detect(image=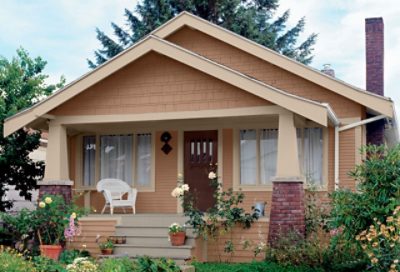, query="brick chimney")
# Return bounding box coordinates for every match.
[366,17,385,145]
